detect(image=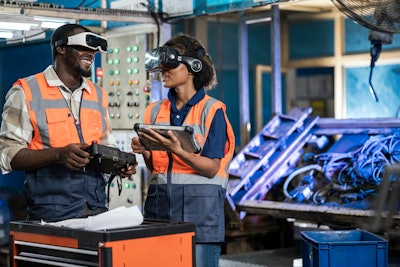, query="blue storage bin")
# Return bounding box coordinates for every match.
[301,230,388,267]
